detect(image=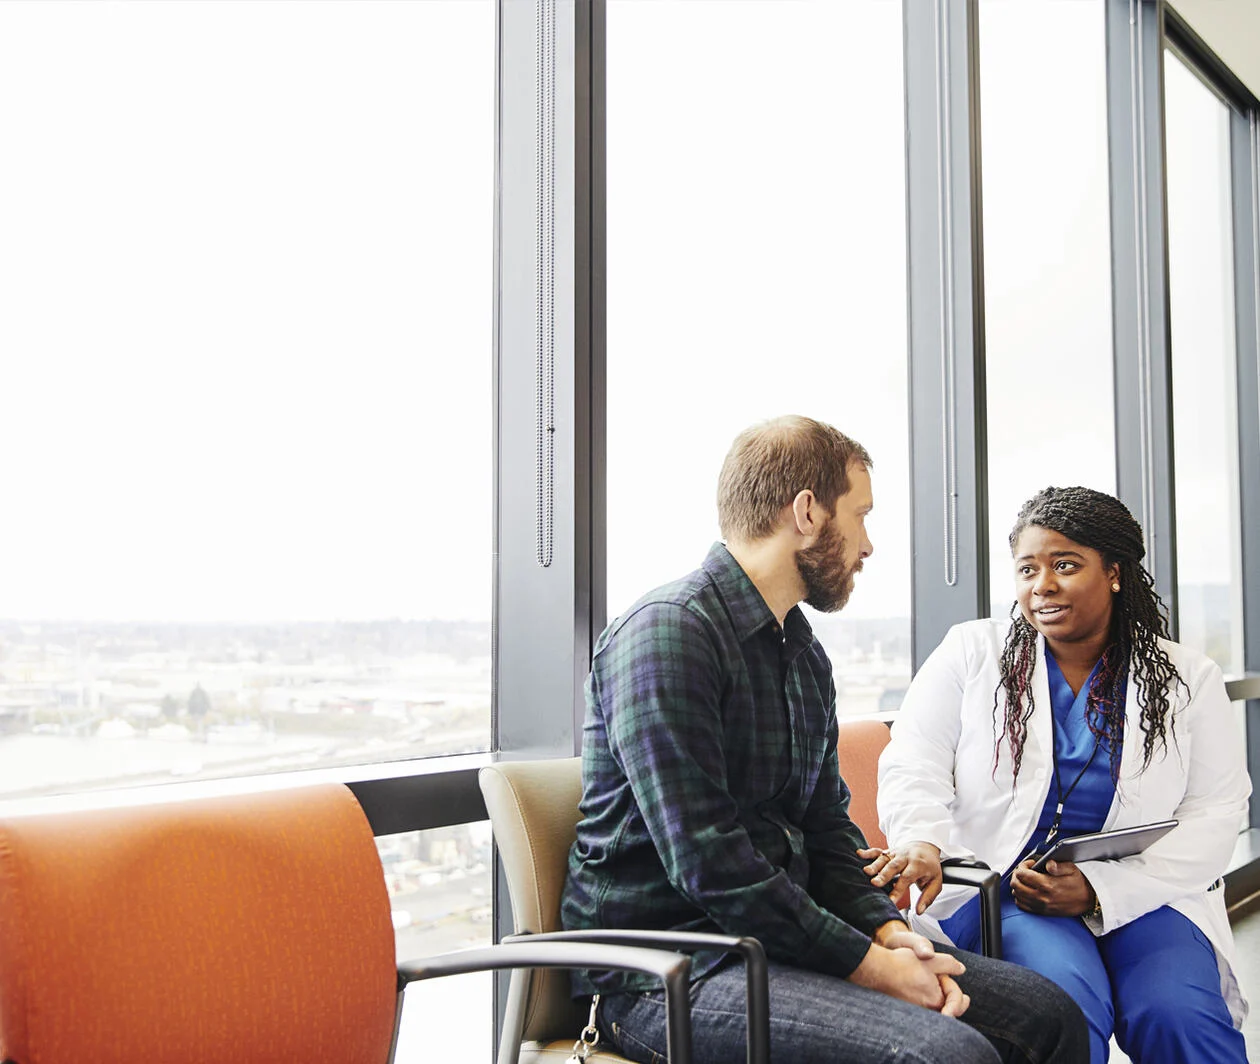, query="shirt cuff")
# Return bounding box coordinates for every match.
[798,913,878,979]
